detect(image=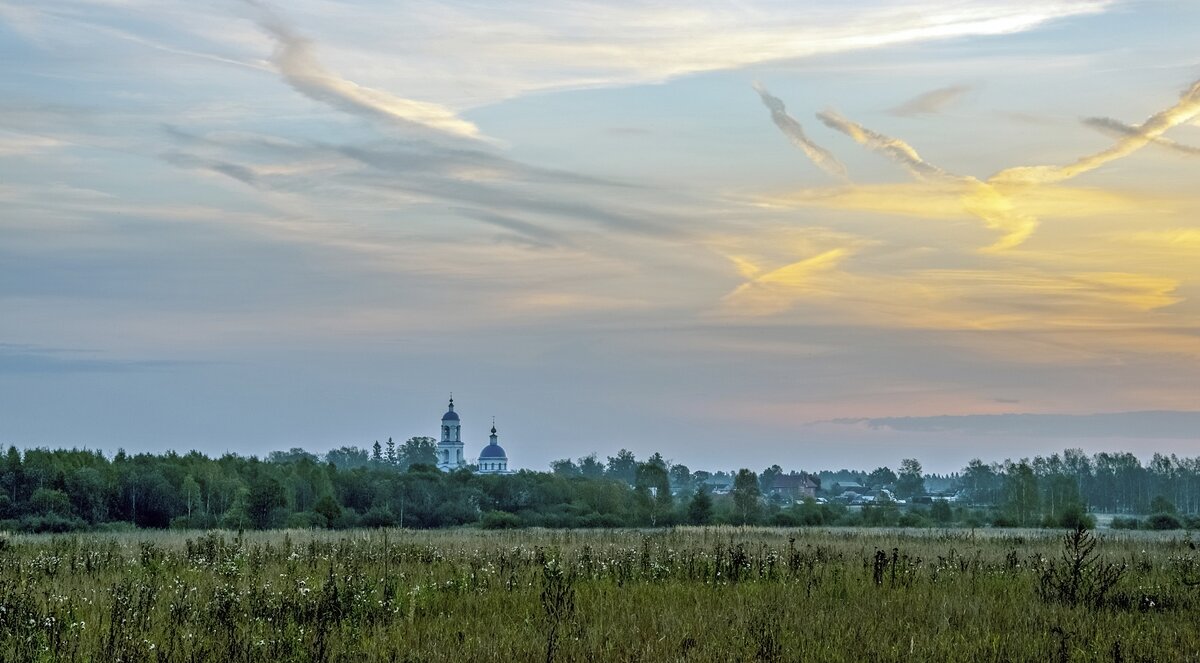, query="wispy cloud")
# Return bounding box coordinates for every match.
[244,0,483,140]
[817,110,947,179]
[827,410,1200,439]
[754,84,847,180]
[0,344,188,374]
[888,84,971,116]
[755,77,1200,254]
[719,247,853,316]
[812,108,1036,250]
[0,131,63,156]
[1082,116,1200,156]
[993,80,1200,185]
